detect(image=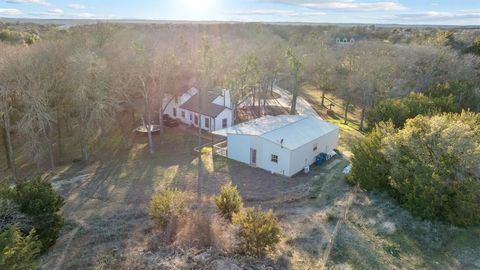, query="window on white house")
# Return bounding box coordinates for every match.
[181,111,185,118]
[313,143,318,152]
[194,115,198,125]
[189,113,193,120]
[173,108,177,117]
[205,118,210,128]
[271,154,278,163]
[222,118,228,128]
